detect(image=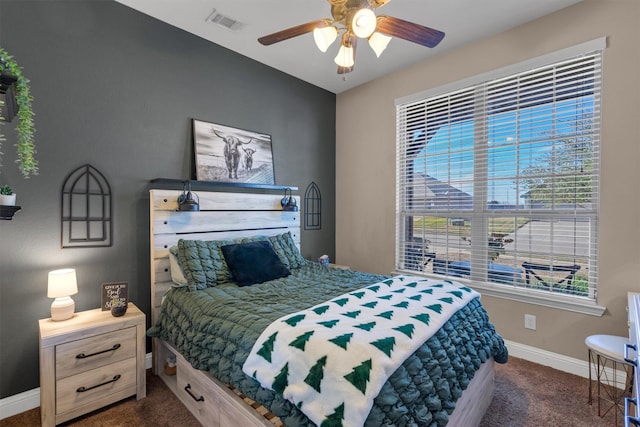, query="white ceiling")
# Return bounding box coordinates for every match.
[115,0,583,94]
